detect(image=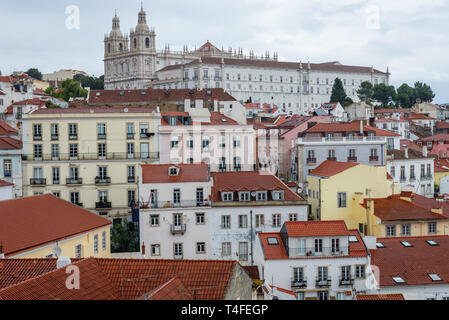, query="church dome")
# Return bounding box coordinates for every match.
[109,13,123,38]
[135,7,150,33]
